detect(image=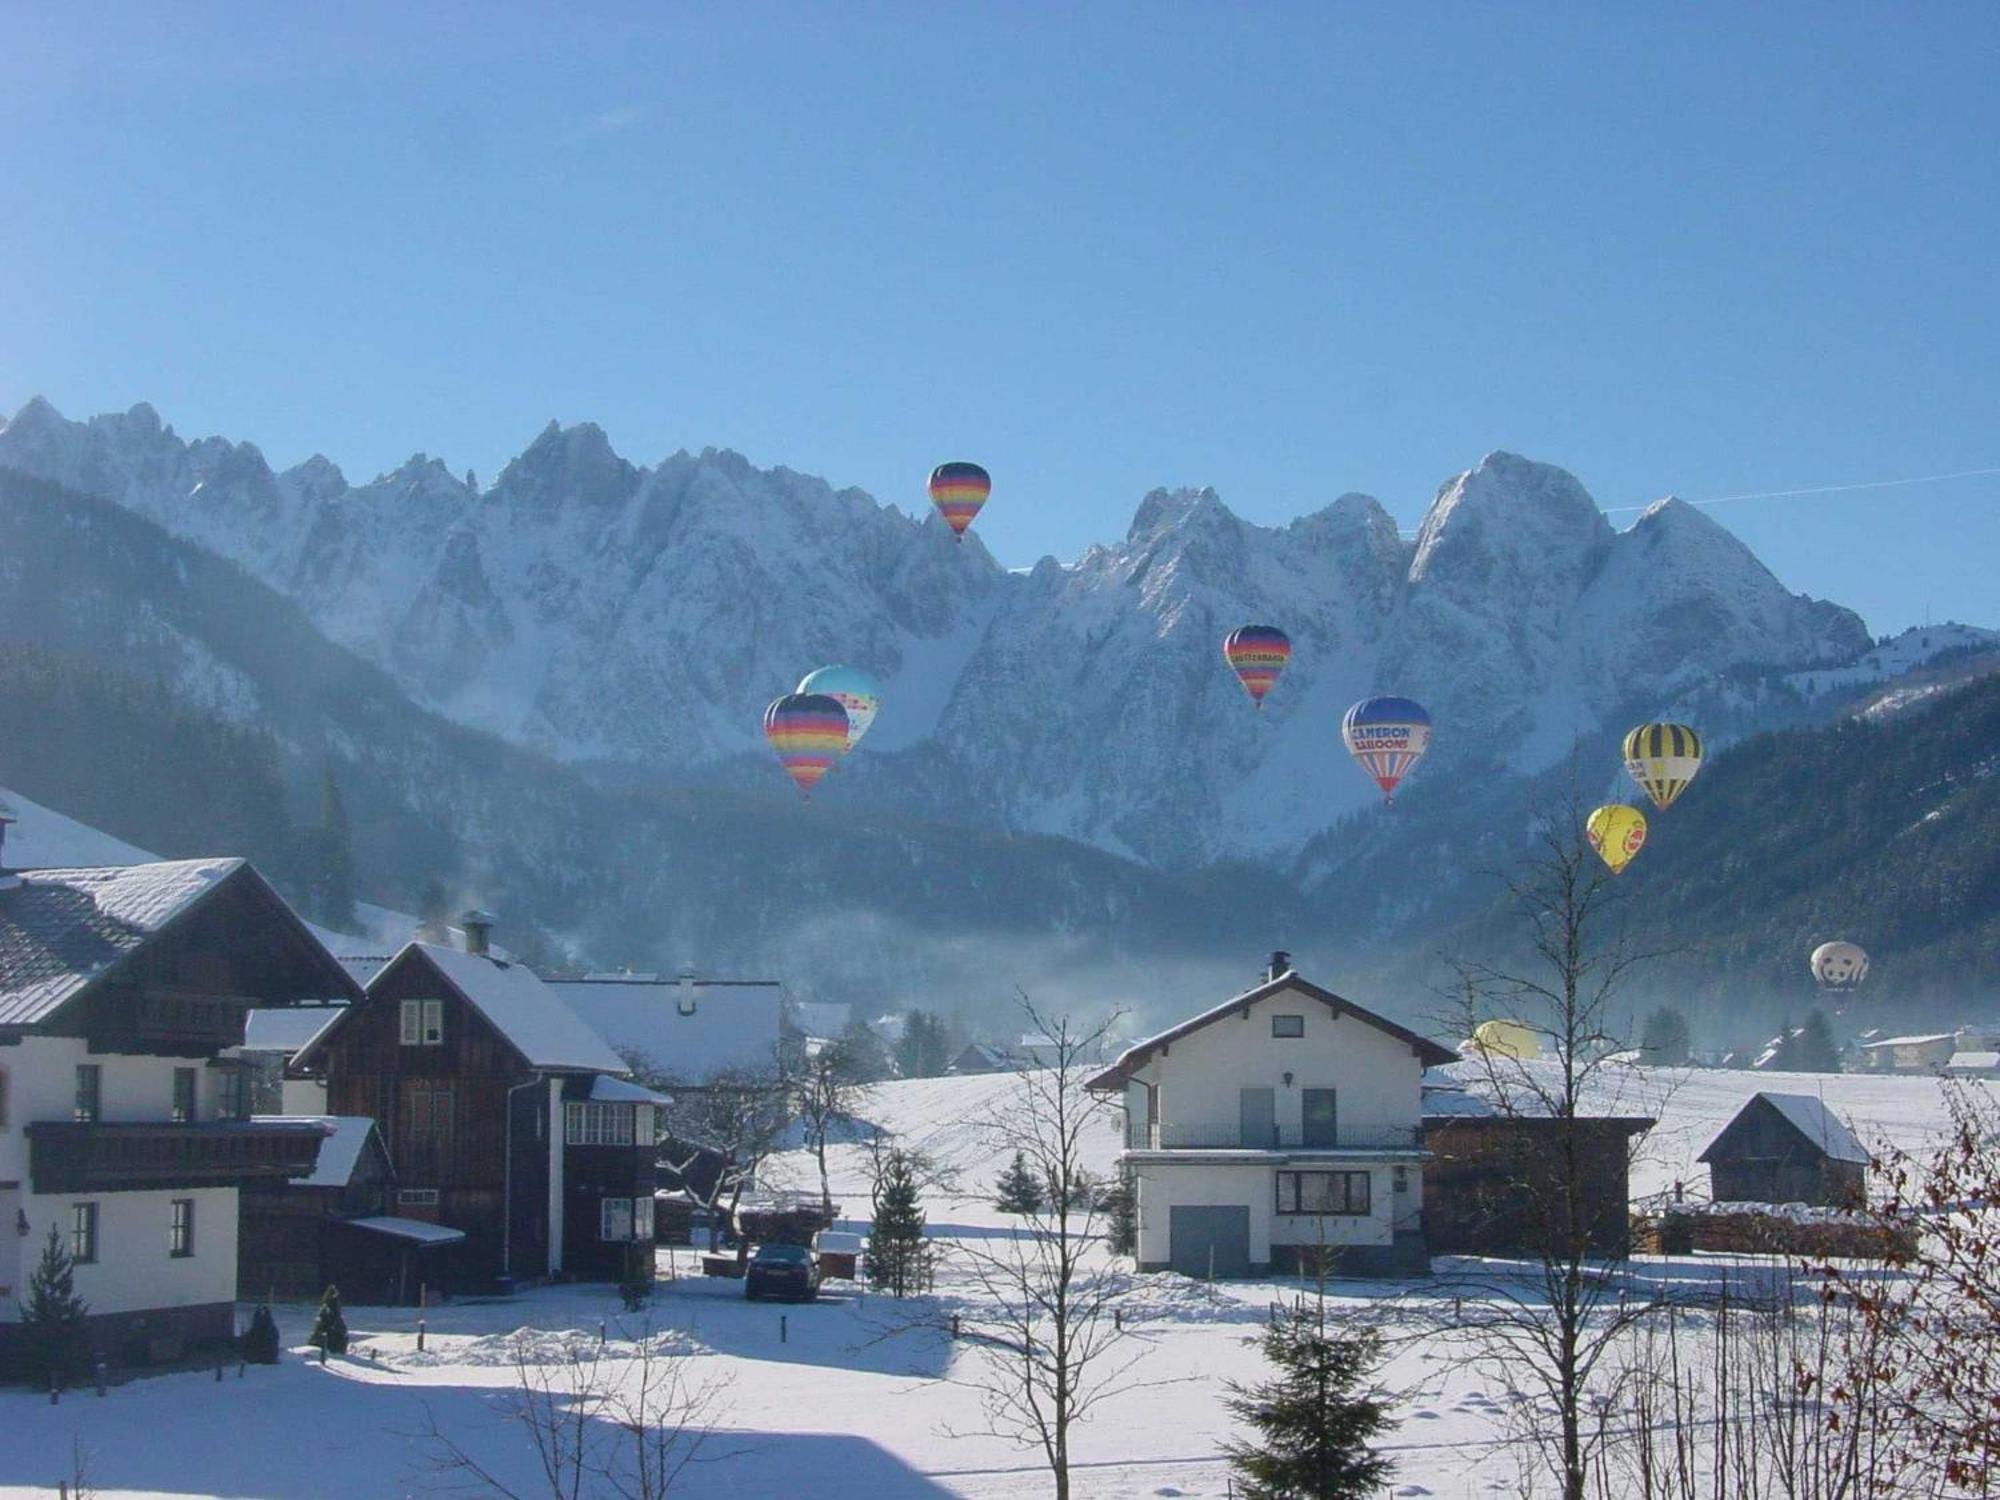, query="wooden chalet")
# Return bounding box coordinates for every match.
[1697,1092,1869,1209]
[1422,1114,1655,1257]
[293,920,663,1288]
[0,838,362,1371]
